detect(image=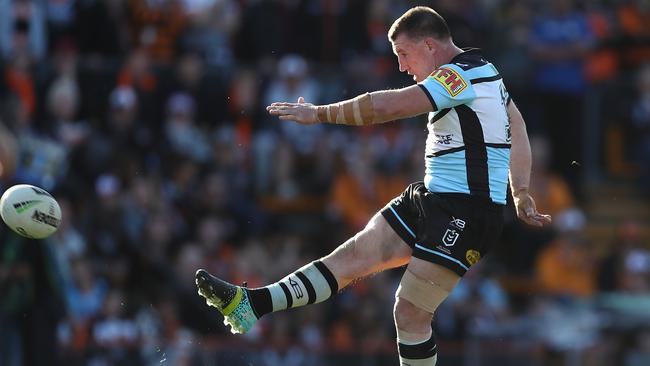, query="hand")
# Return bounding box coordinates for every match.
[512,189,552,227]
[266,97,319,124]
